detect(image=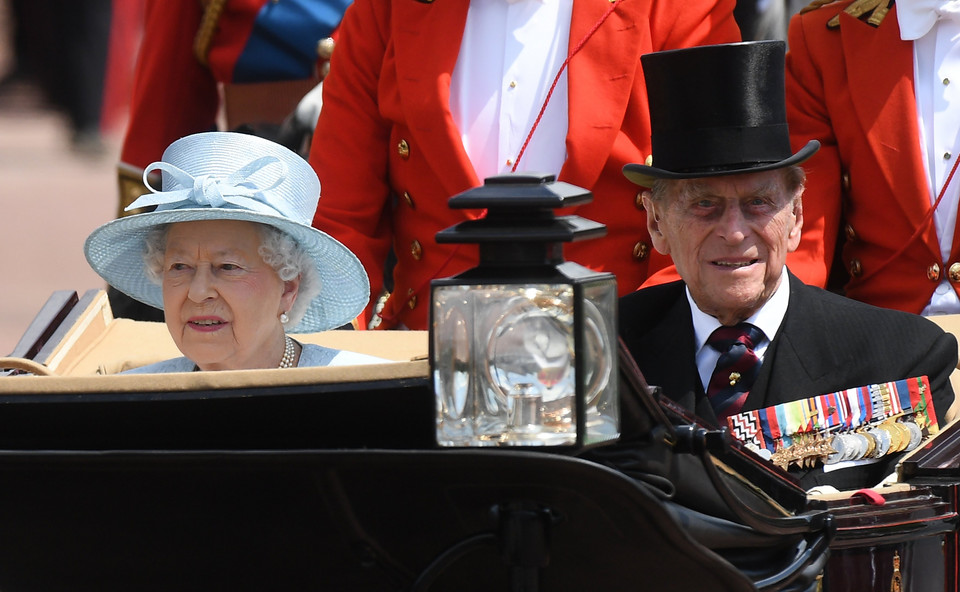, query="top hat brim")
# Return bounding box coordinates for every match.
[623,140,820,189]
